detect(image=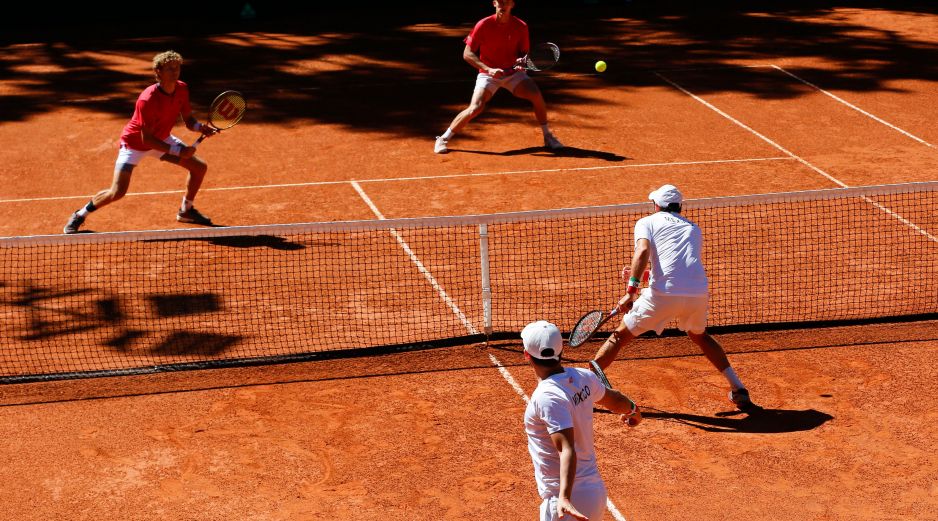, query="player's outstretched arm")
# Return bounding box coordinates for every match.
[597,389,642,427]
